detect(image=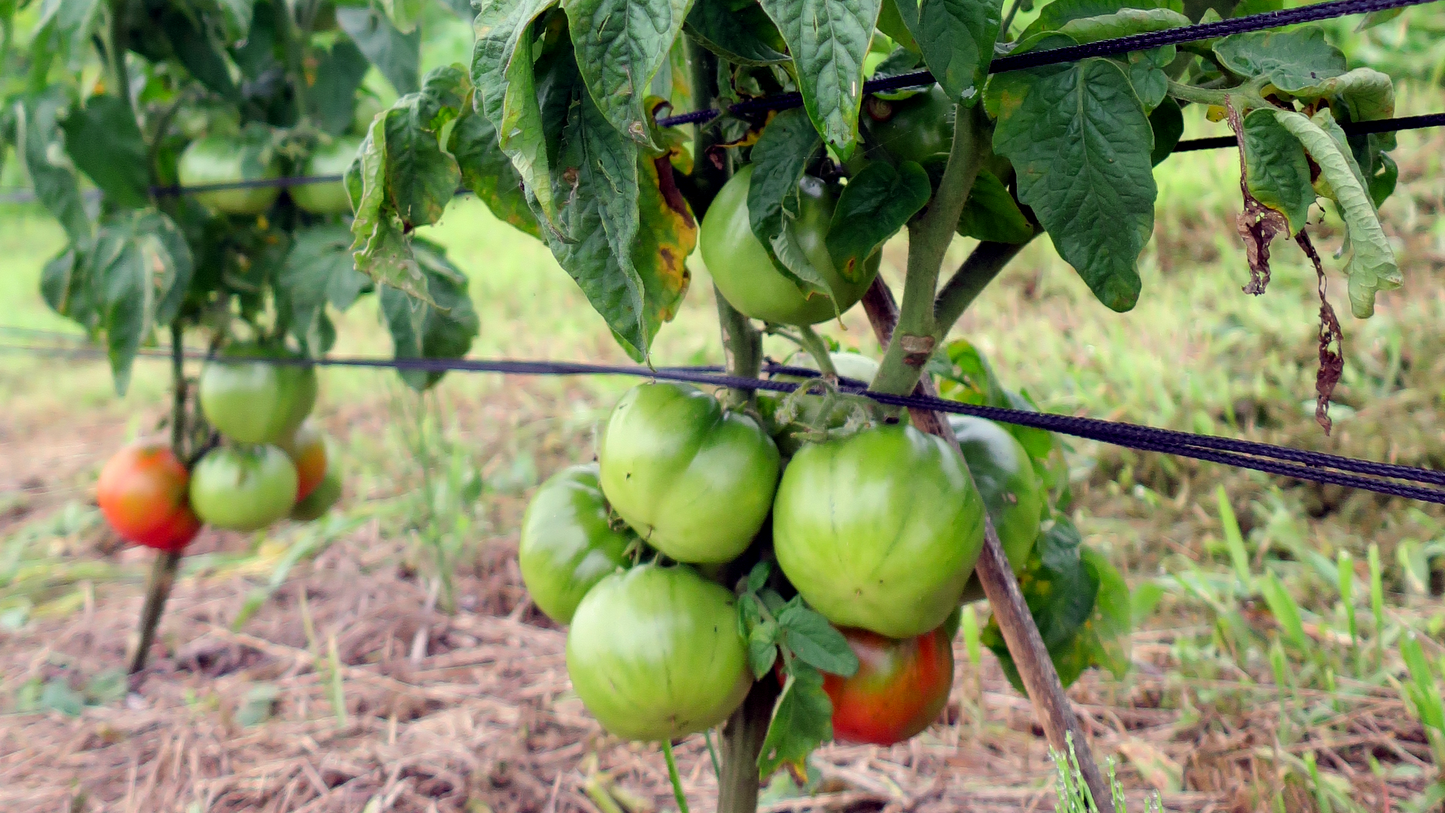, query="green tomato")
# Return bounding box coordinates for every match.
[290,136,362,215]
[177,135,281,215]
[519,464,634,625]
[599,382,780,564]
[864,86,955,166]
[350,92,386,136]
[566,563,751,742]
[773,423,986,638]
[199,345,318,445]
[189,445,299,531]
[950,415,1044,571]
[290,466,341,521]
[699,164,880,326]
